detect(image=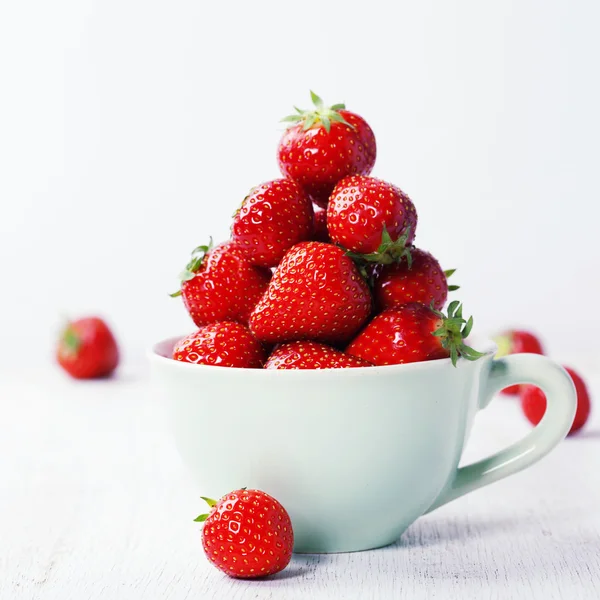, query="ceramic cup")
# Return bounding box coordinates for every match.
[150,337,576,553]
